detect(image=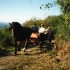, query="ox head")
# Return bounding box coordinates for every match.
[9,23,13,30]
[9,22,21,30]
